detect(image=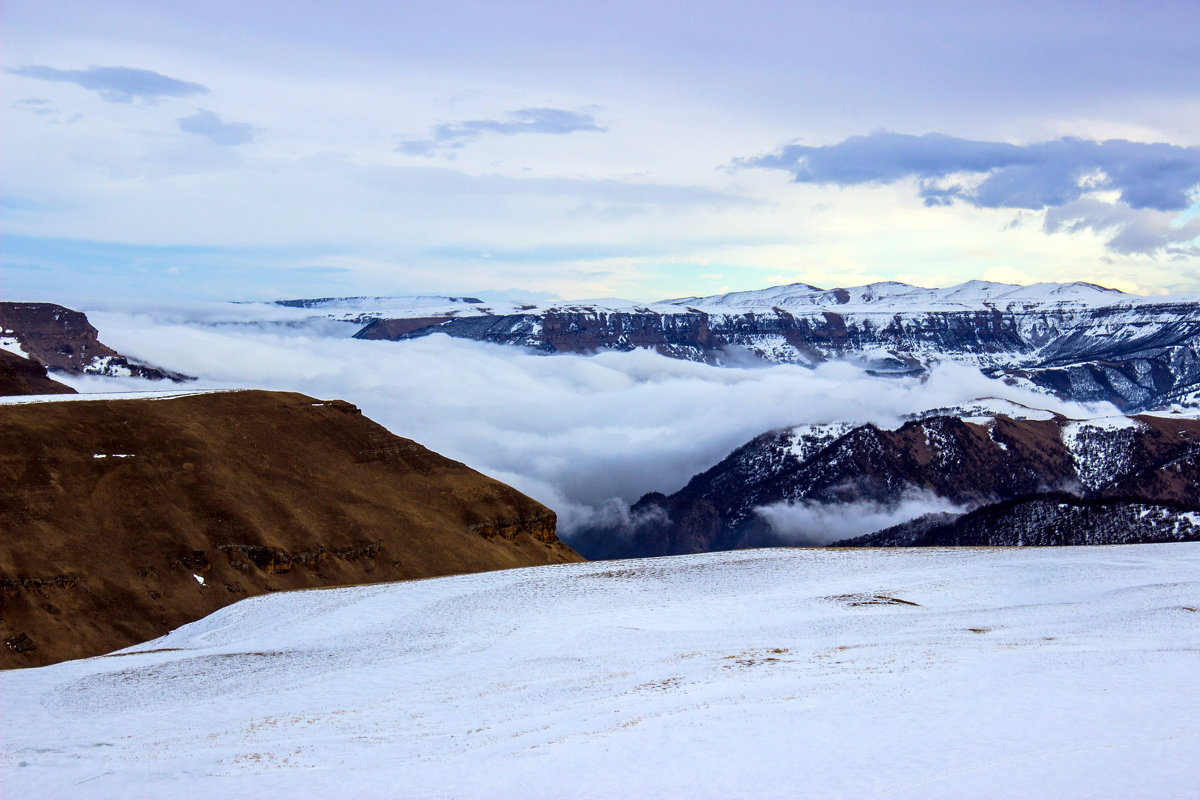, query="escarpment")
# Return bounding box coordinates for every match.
[0,301,189,382]
[0,390,581,668]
